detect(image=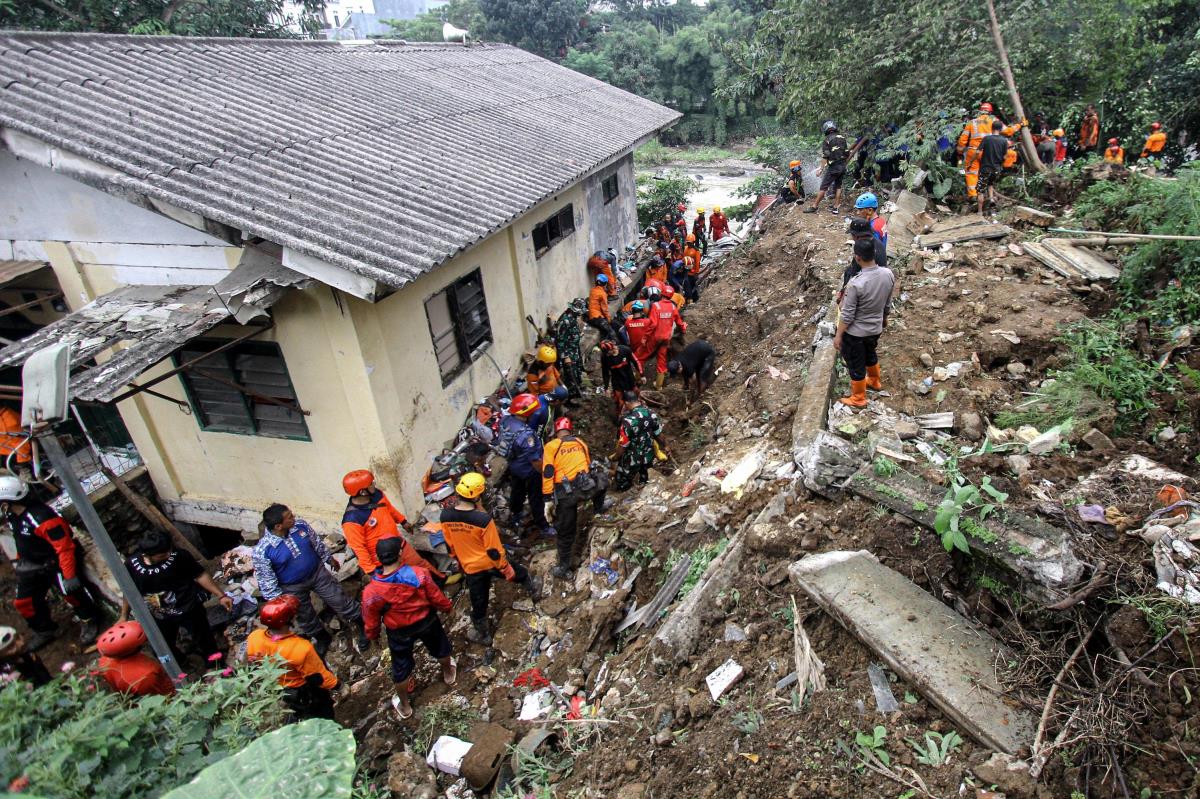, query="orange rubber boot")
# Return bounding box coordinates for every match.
[865,364,882,391]
[839,379,868,408]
